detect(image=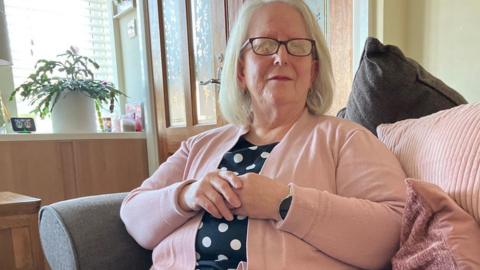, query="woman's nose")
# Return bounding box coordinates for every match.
[273,44,289,65]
